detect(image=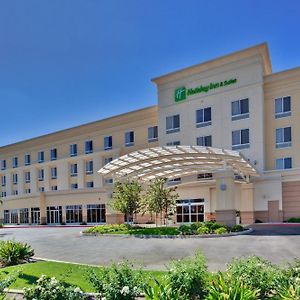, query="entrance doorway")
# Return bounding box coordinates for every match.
[31,208,40,224]
[47,206,62,224]
[176,199,205,223]
[268,200,280,222]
